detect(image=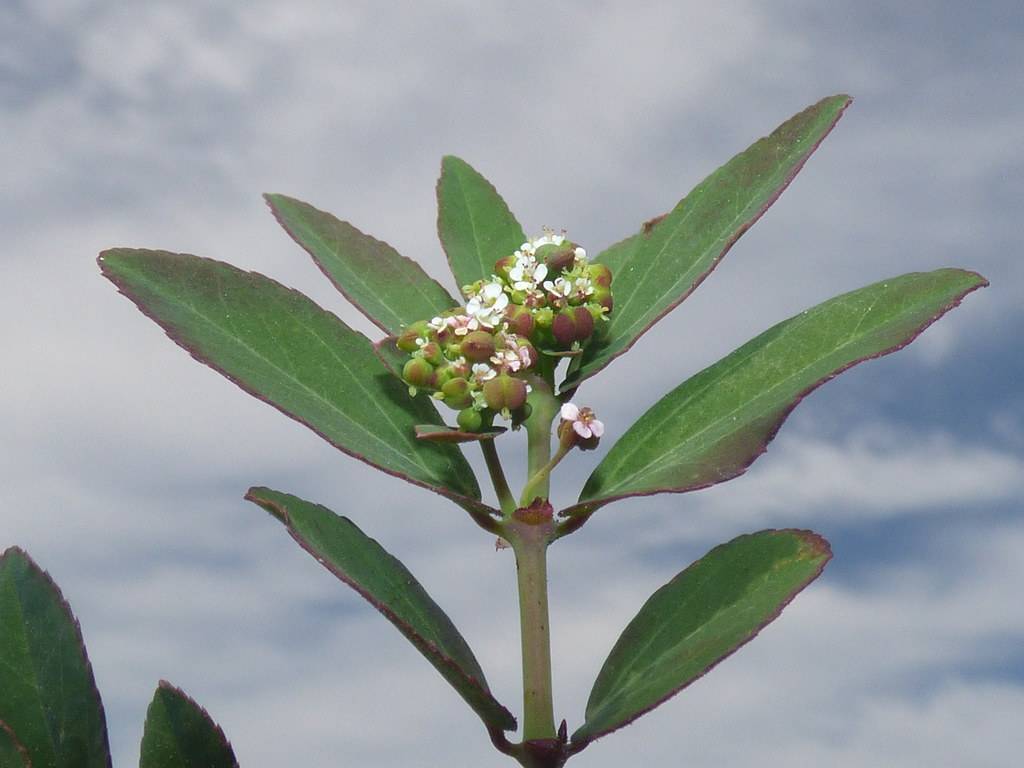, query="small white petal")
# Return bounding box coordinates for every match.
[589,420,605,438]
[573,422,592,439]
[560,402,580,420]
